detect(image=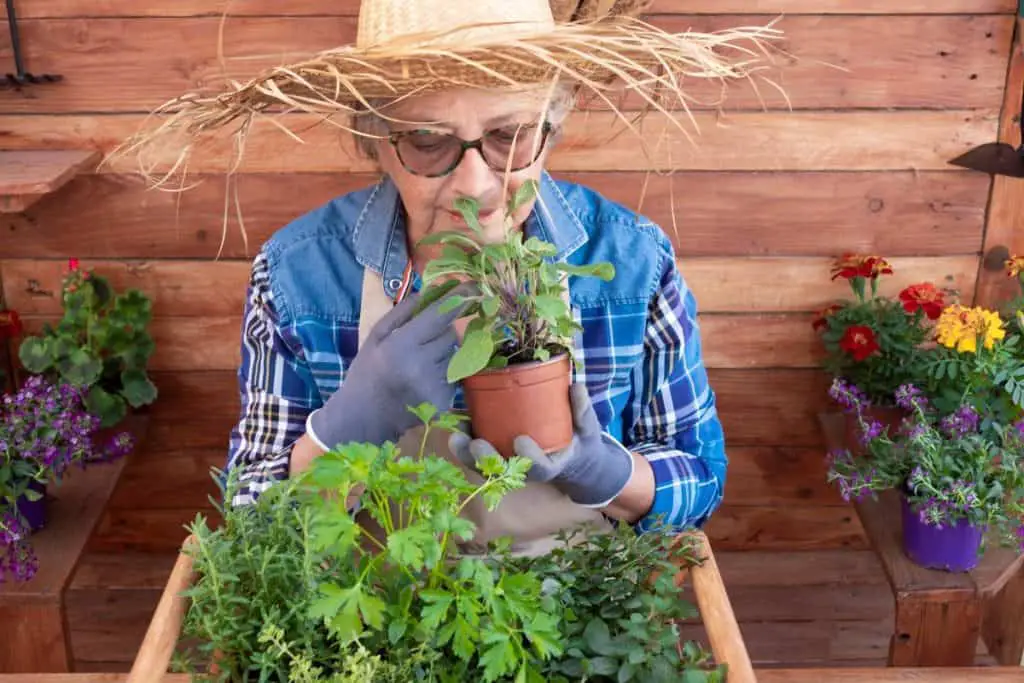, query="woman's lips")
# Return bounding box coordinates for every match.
[446,208,495,224]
